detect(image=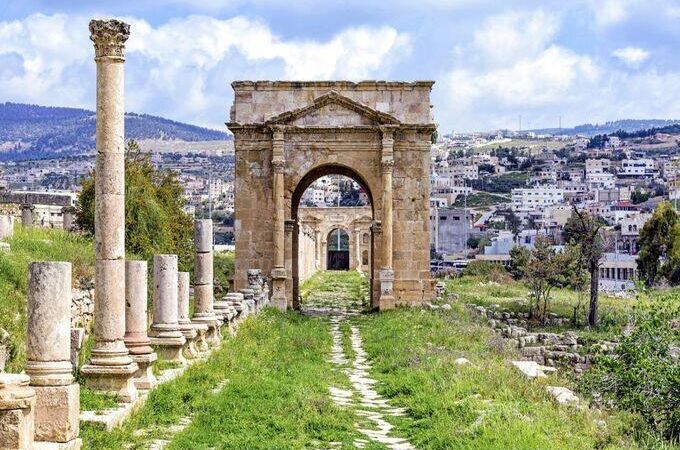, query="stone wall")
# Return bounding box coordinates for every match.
[297,223,317,283]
